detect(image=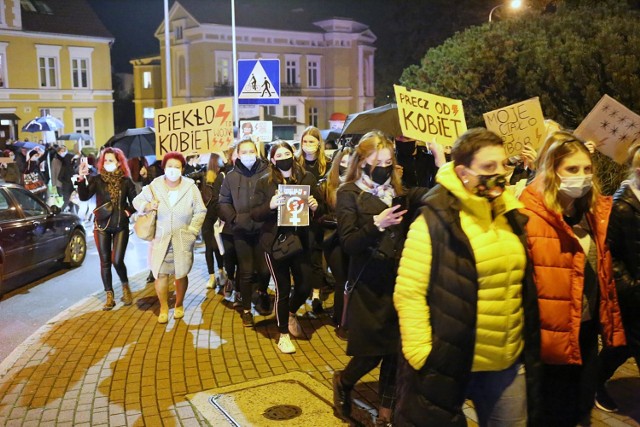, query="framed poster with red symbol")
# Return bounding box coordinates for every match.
[277,184,310,227]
